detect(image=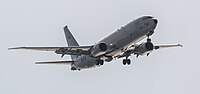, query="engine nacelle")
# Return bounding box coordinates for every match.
[134,42,154,55]
[91,43,107,57]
